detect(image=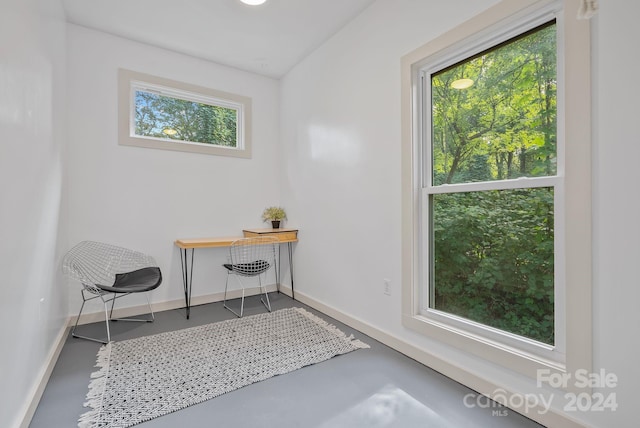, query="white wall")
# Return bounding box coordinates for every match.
[7,0,638,426]
[281,0,497,320]
[65,25,282,313]
[590,2,640,427]
[0,0,68,426]
[280,0,639,427]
